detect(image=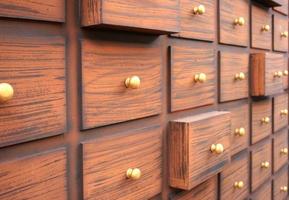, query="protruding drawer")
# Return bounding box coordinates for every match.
[81,0,180,34]
[273,93,288,132]
[274,166,288,200]
[251,180,272,200]
[219,52,249,102]
[82,126,162,200]
[273,14,288,52]
[273,0,288,15]
[274,129,288,172]
[220,153,249,200]
[81,32,161,129]
[250,53,286,97]
[251,139,272,191]
[169,111,231,190]
[219,0,249,46]
[172,0,216,41]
